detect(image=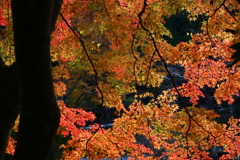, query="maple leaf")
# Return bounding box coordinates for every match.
[1,0,240,159]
